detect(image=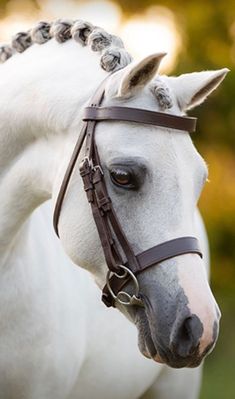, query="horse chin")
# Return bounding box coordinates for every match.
[134,308,166,364]
[134,307,205,368]
[136,323,165,364]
